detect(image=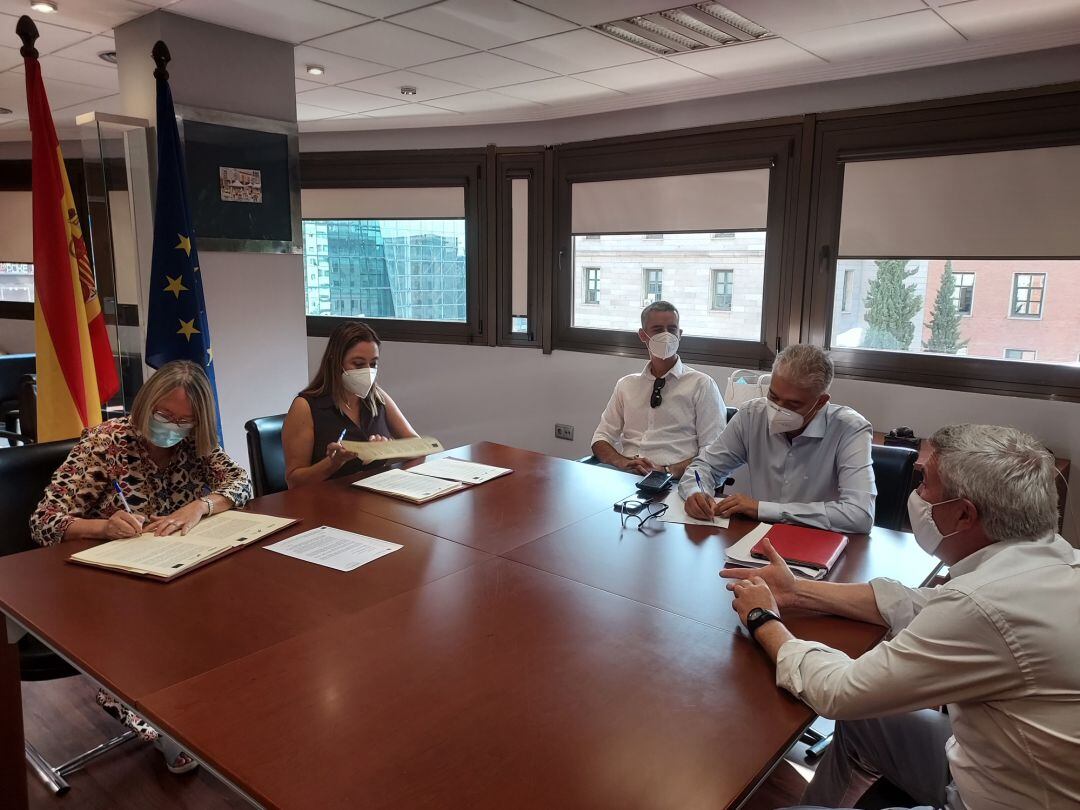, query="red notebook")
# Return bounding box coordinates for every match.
[751,524,849,572]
